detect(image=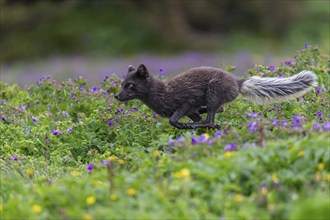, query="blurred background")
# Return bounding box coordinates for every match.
[1,0,329,85]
